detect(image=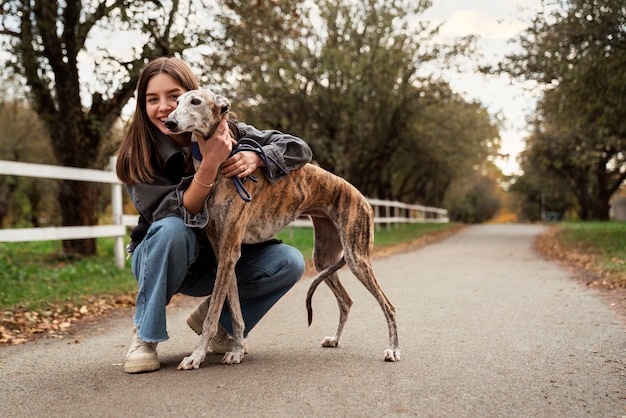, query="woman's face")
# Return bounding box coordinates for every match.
[145,72,188,146]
